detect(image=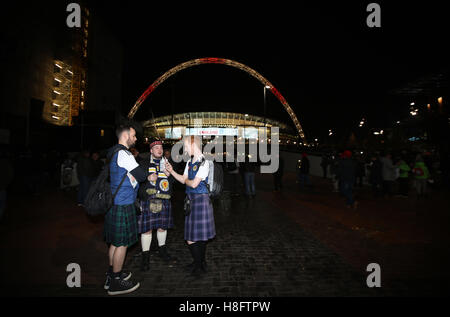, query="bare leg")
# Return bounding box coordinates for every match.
[112,245,127,273]
[109,245,116,266]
